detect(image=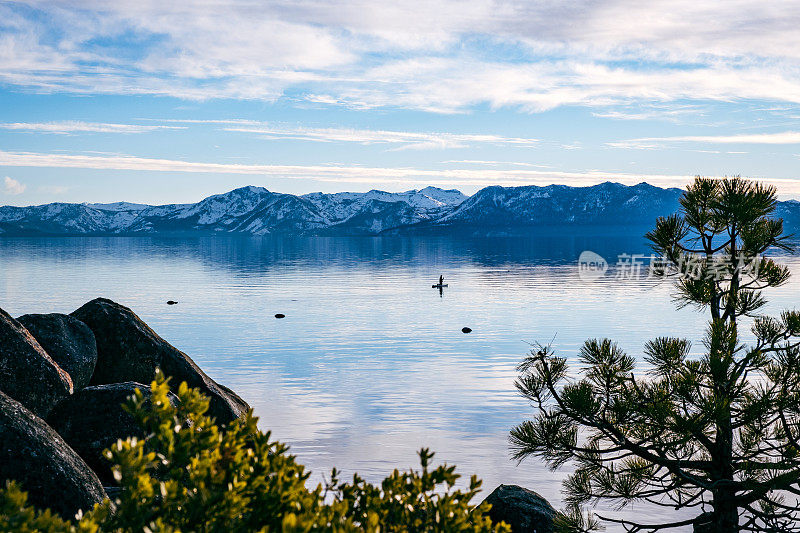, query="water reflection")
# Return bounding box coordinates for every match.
[1,235,798,530]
